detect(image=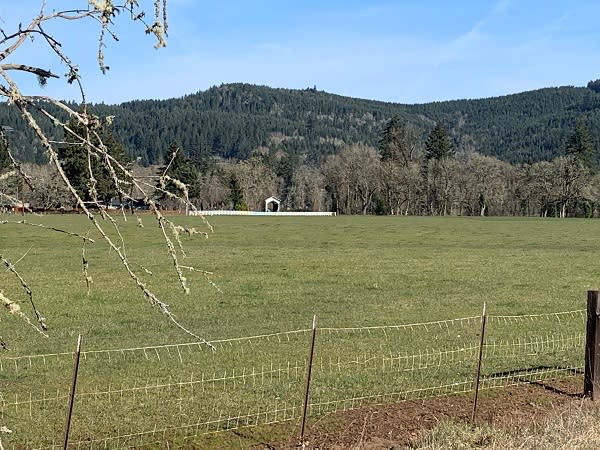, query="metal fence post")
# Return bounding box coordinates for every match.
[585,291,600,399]
[471,303,487,423]
[300,315,317,447]
[63,334,82,449]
